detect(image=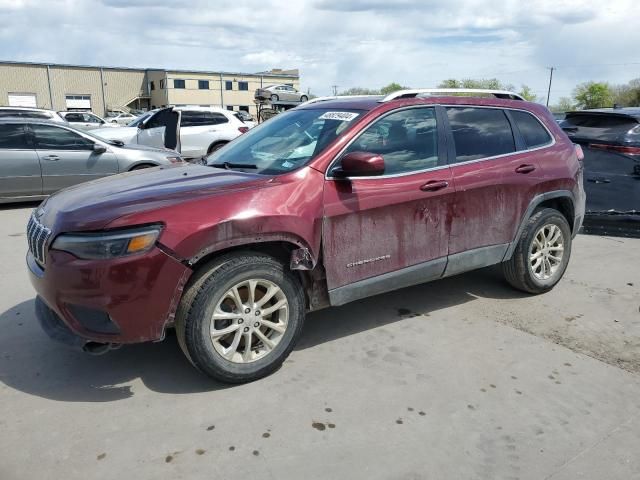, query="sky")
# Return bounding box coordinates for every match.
[1,0,639,105]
